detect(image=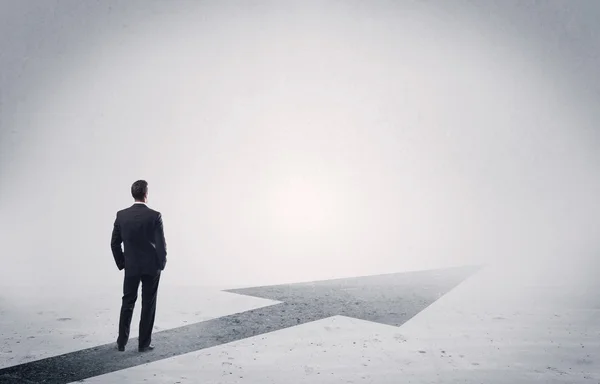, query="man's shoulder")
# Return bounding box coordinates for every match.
[115,206,134,218]
[148,207,161,216]
[115,205,160,217]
